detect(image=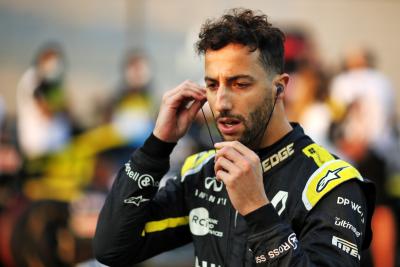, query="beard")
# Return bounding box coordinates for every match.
[216,93,274,149]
